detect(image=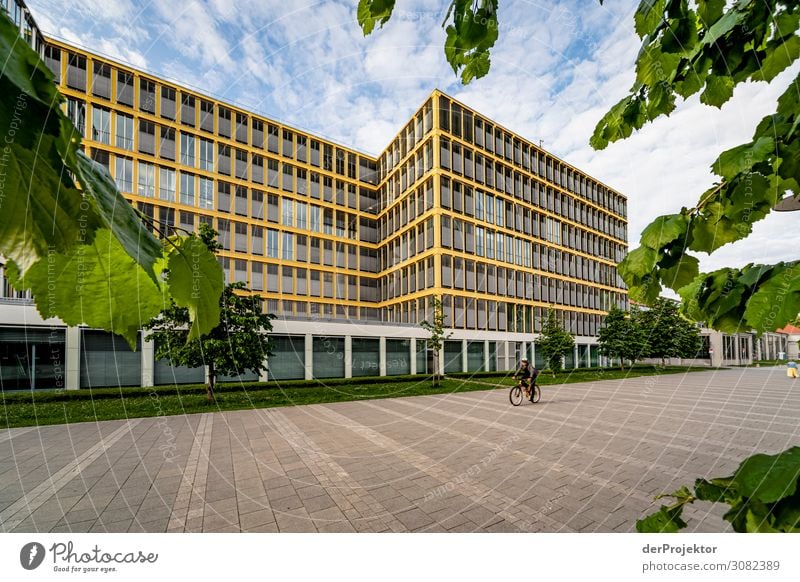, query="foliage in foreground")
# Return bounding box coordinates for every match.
[637,447,800,533]
[0,13,223,348]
